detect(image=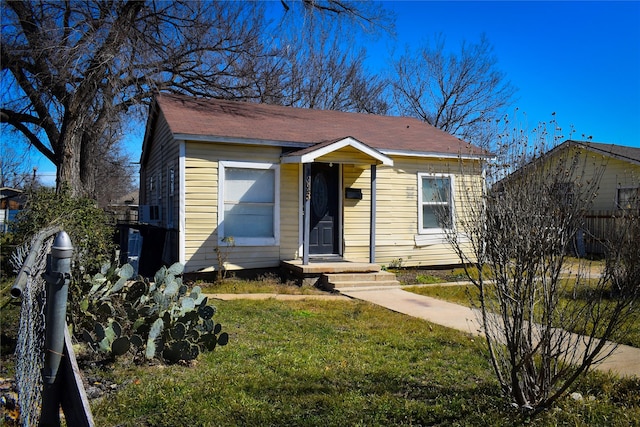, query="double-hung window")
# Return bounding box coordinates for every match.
[218,161,280,246]
[418,173,454,233]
